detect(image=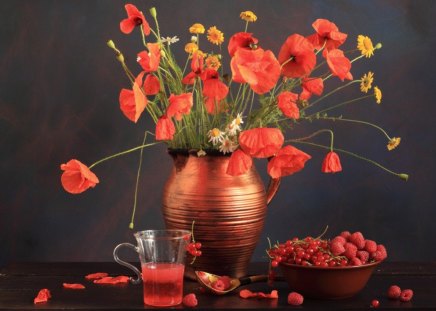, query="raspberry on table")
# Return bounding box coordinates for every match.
[387,285,401,299]
[287,292,304,305]
[399,289,414,302]
[183,293,198,307]
[371,299,380,308]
